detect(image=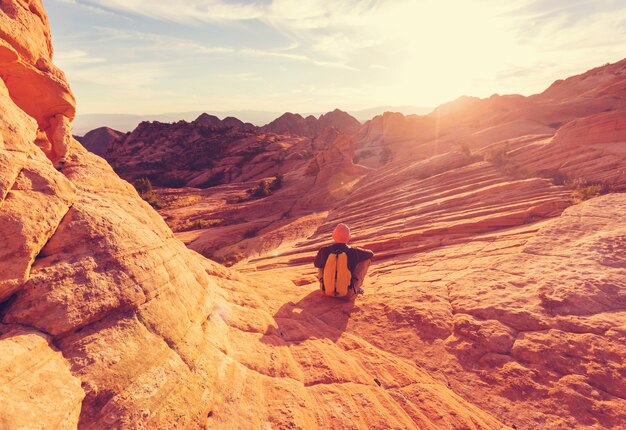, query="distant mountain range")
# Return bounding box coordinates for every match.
[72,106,433,136]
